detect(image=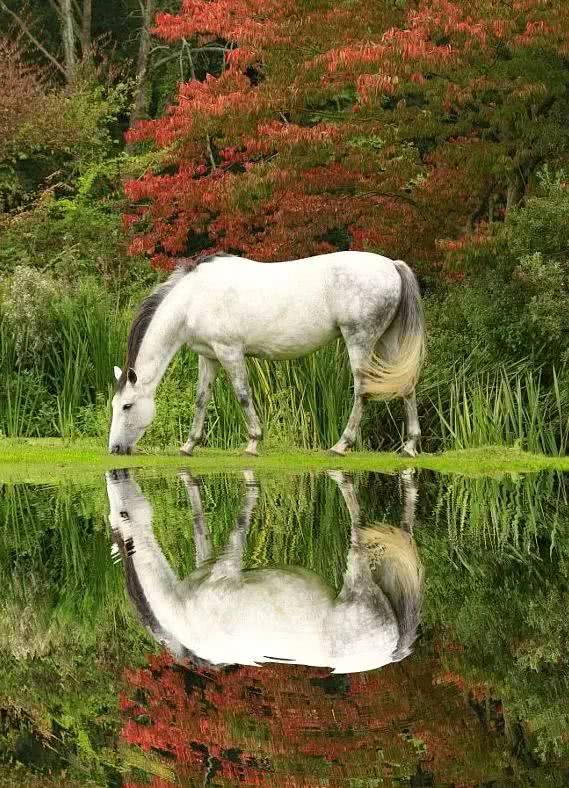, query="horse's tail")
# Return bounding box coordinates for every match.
[362,260,426,399]
[361,524,423,662]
